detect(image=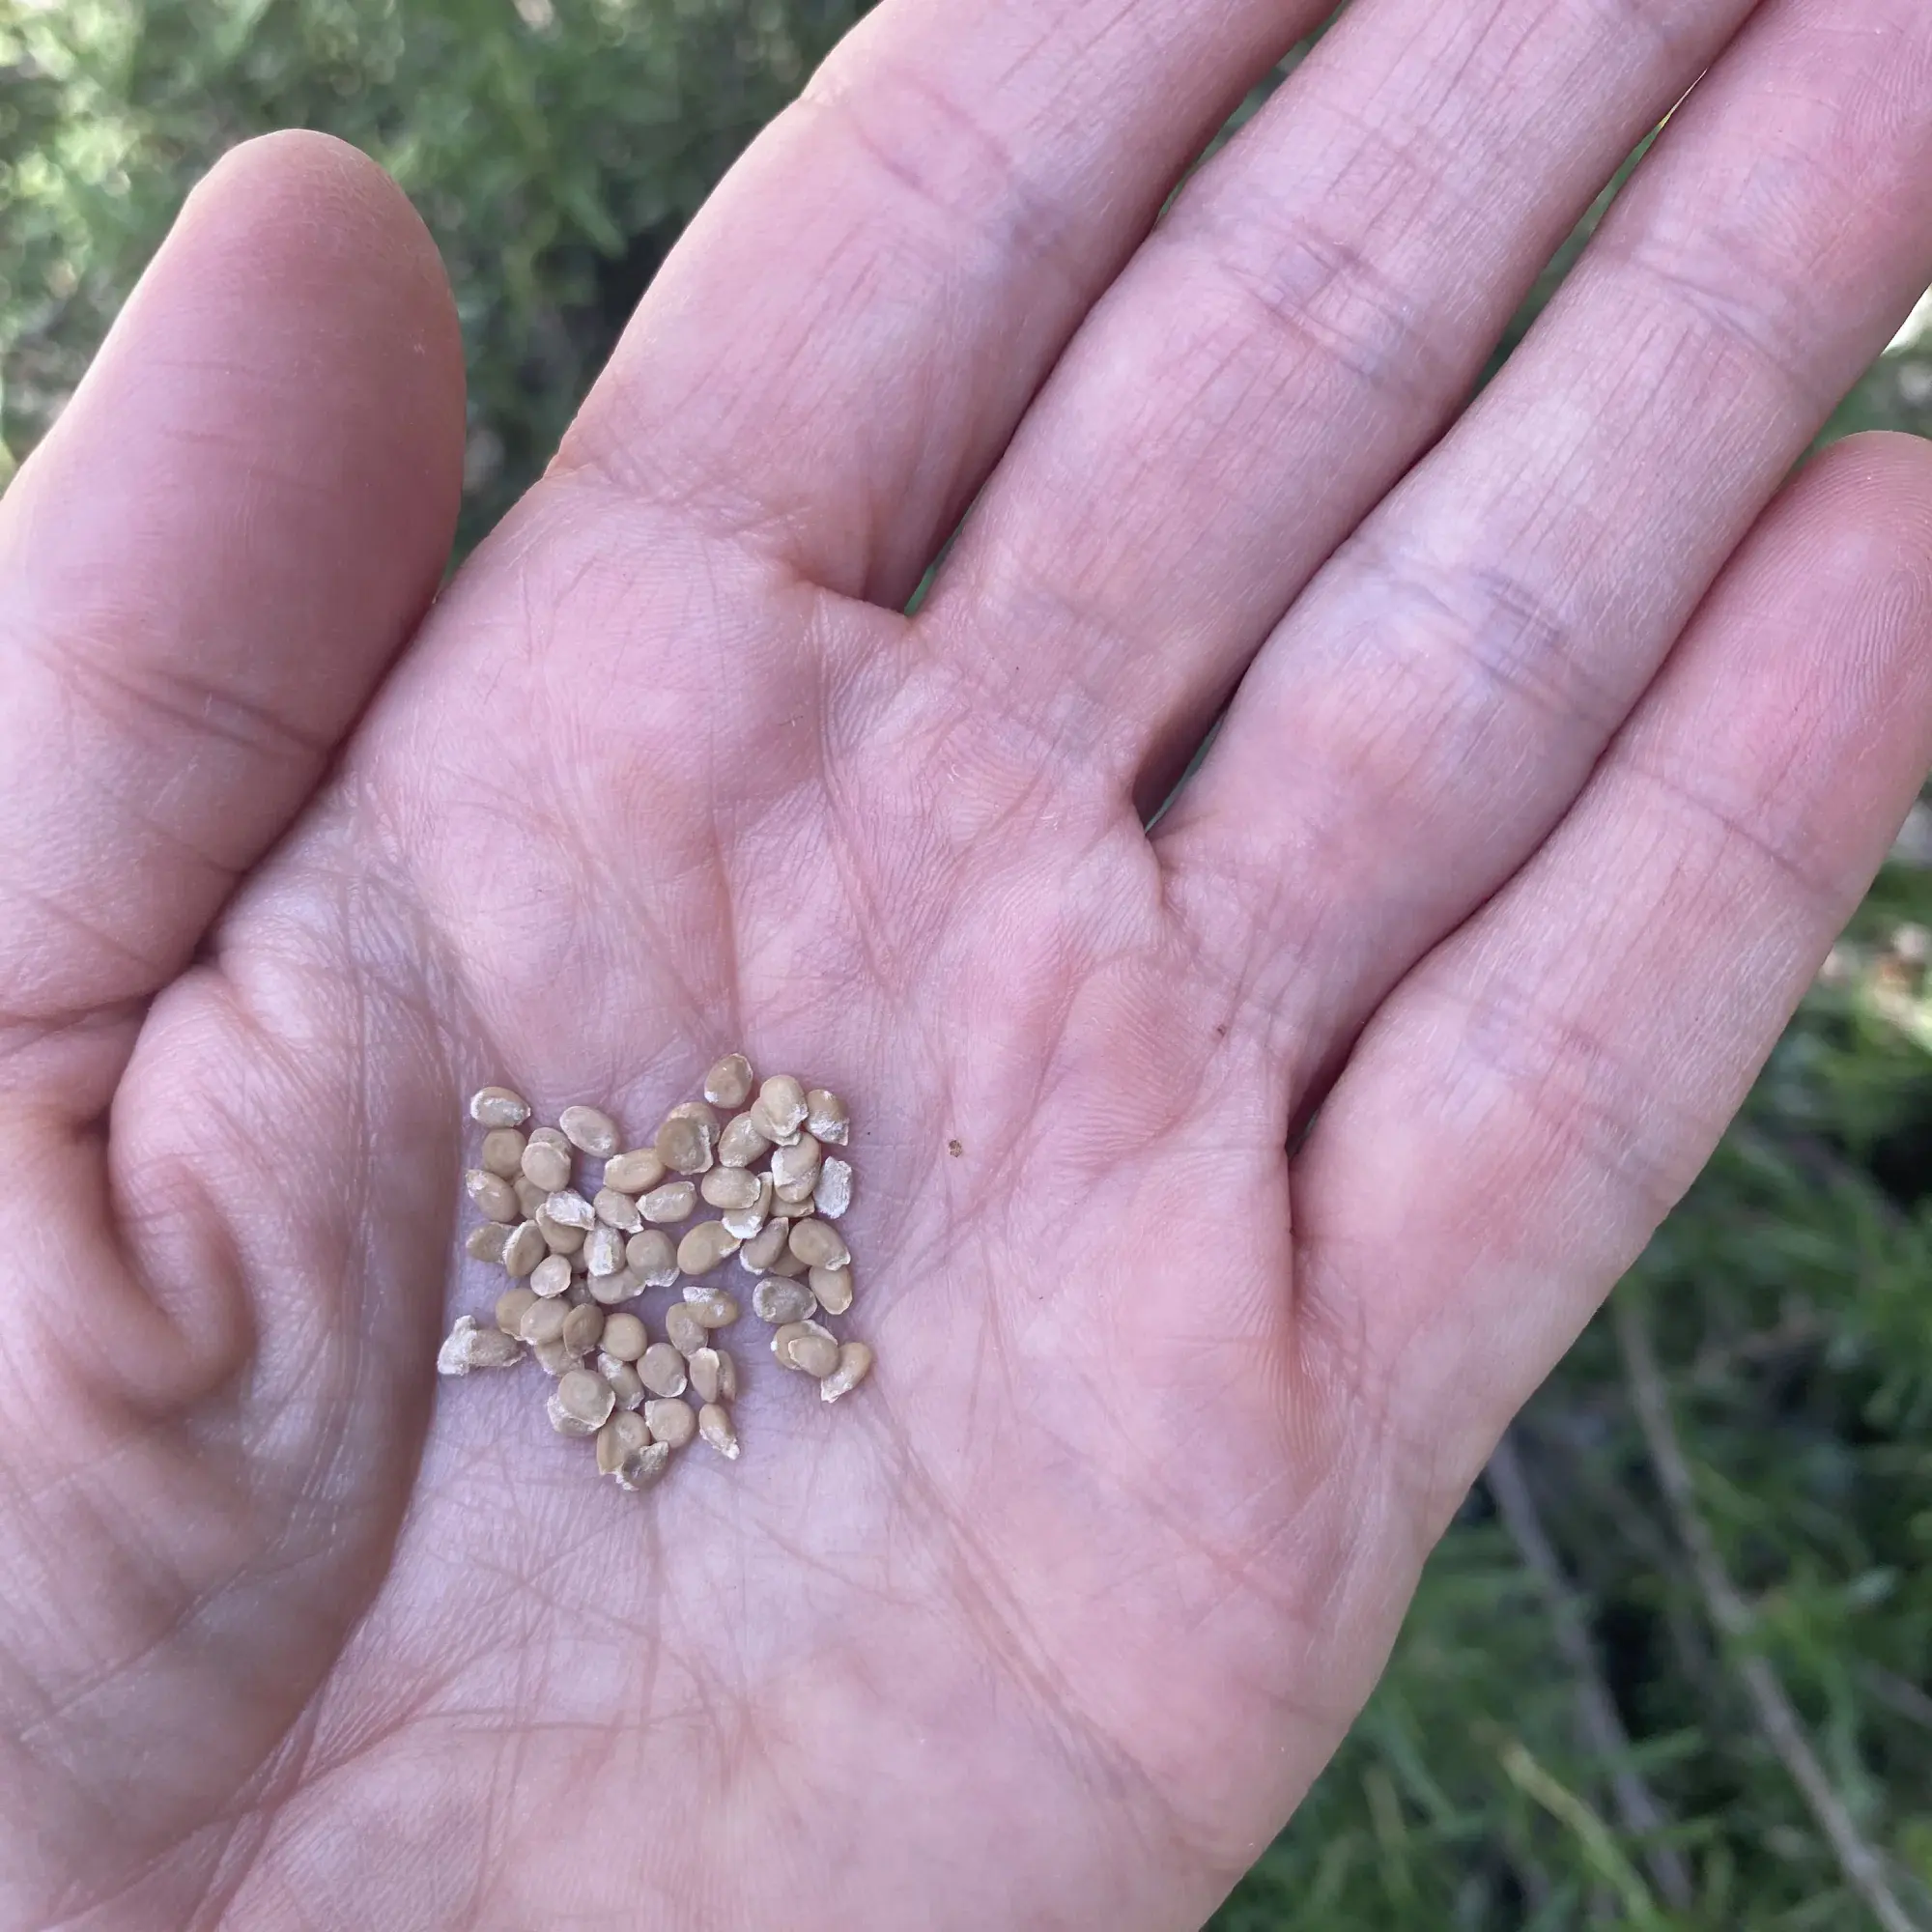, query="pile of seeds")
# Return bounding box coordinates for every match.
[437,1055,873,1492]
